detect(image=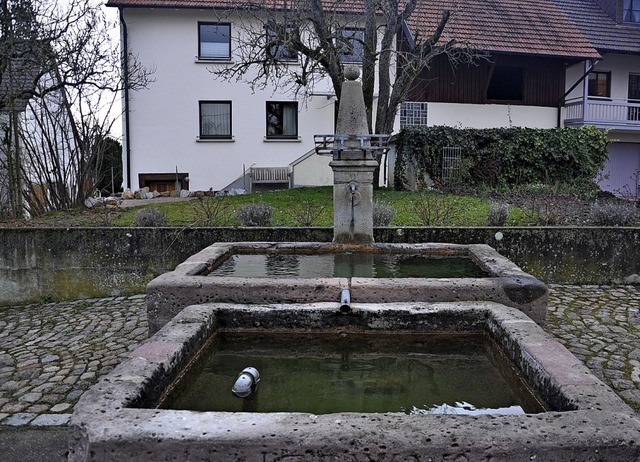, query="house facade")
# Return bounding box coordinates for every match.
[111,0,636,194]
[399,0,599,130]
[109,1,391,193]
[556,0,640,196]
